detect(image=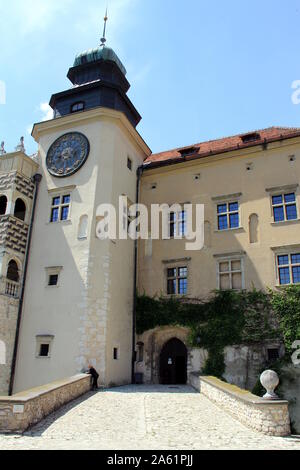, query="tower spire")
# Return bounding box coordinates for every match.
[100,8,108,47]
